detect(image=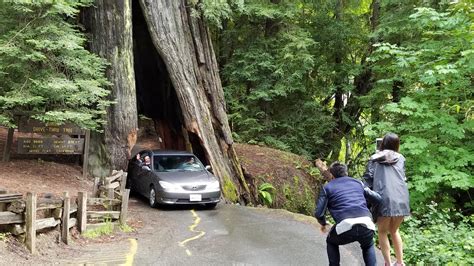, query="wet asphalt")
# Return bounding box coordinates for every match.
[127,196,385,266]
